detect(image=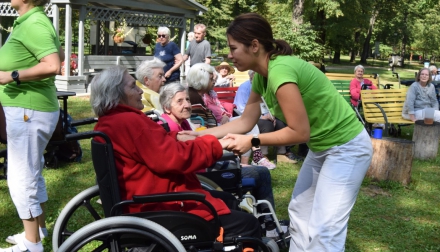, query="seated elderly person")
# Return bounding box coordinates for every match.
[159,83,280,236]
[350,64,377,108]
[429,65,440,81]
[402,68,440,122]
[89,66,261,241]
[215,62,235,87]
[187,63,234,125]
[135,58,167,113]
